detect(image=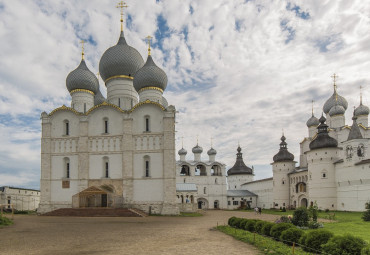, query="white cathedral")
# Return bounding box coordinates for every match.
[39,7,370,214]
